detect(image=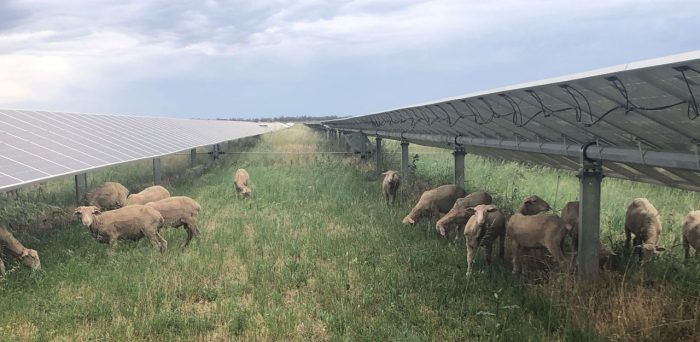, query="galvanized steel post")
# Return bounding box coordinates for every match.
[153,158,162,185]
[401,140,409,181]
[453,146,466,187]
[577,143,603,280]
[74,173,87,205]
[190,148,197,167]
[375,137,383,175]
